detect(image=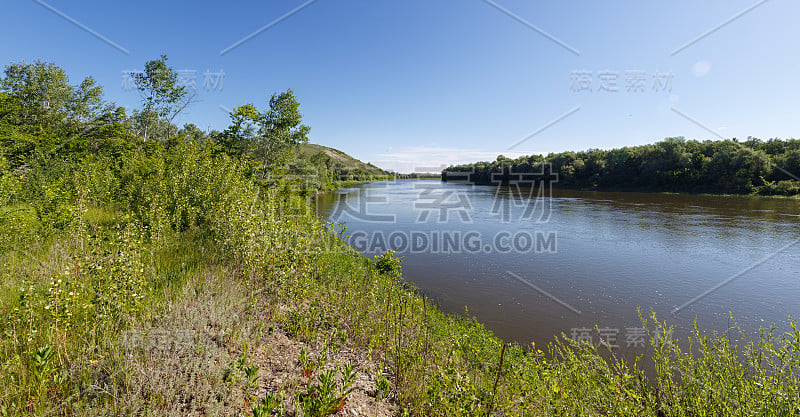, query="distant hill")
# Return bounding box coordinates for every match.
[298,143,389,177]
